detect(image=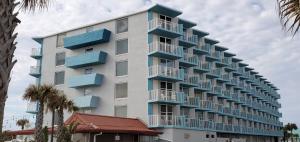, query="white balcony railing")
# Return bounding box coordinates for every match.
[148,18,182,33]
[148,42,182,56]
[149,89,179,102]
[148,65,182,80]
